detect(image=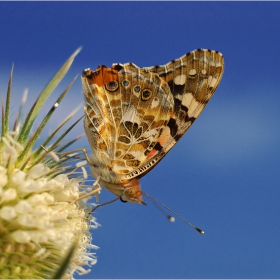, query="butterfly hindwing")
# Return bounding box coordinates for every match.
[82,63,174,182]
[82,49,224,184]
